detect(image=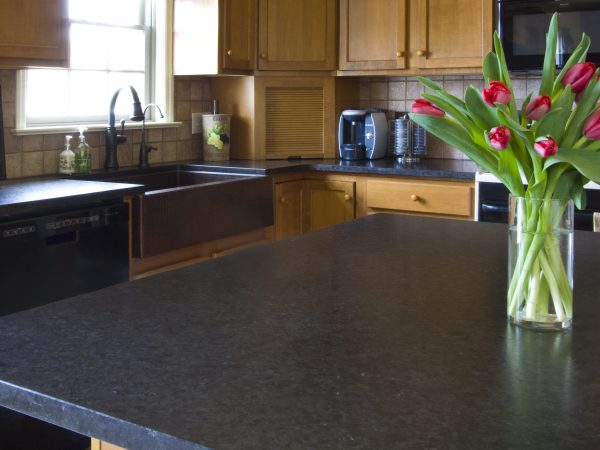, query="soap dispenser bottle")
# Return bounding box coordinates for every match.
[59,135,75,175]
[75,127,92,173]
